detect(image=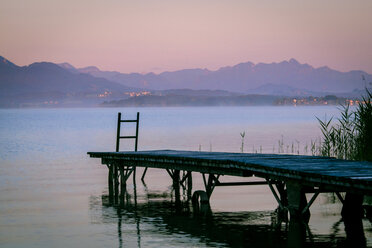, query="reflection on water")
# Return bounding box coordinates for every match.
[90,196,286,247]
[89,184,370,248]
